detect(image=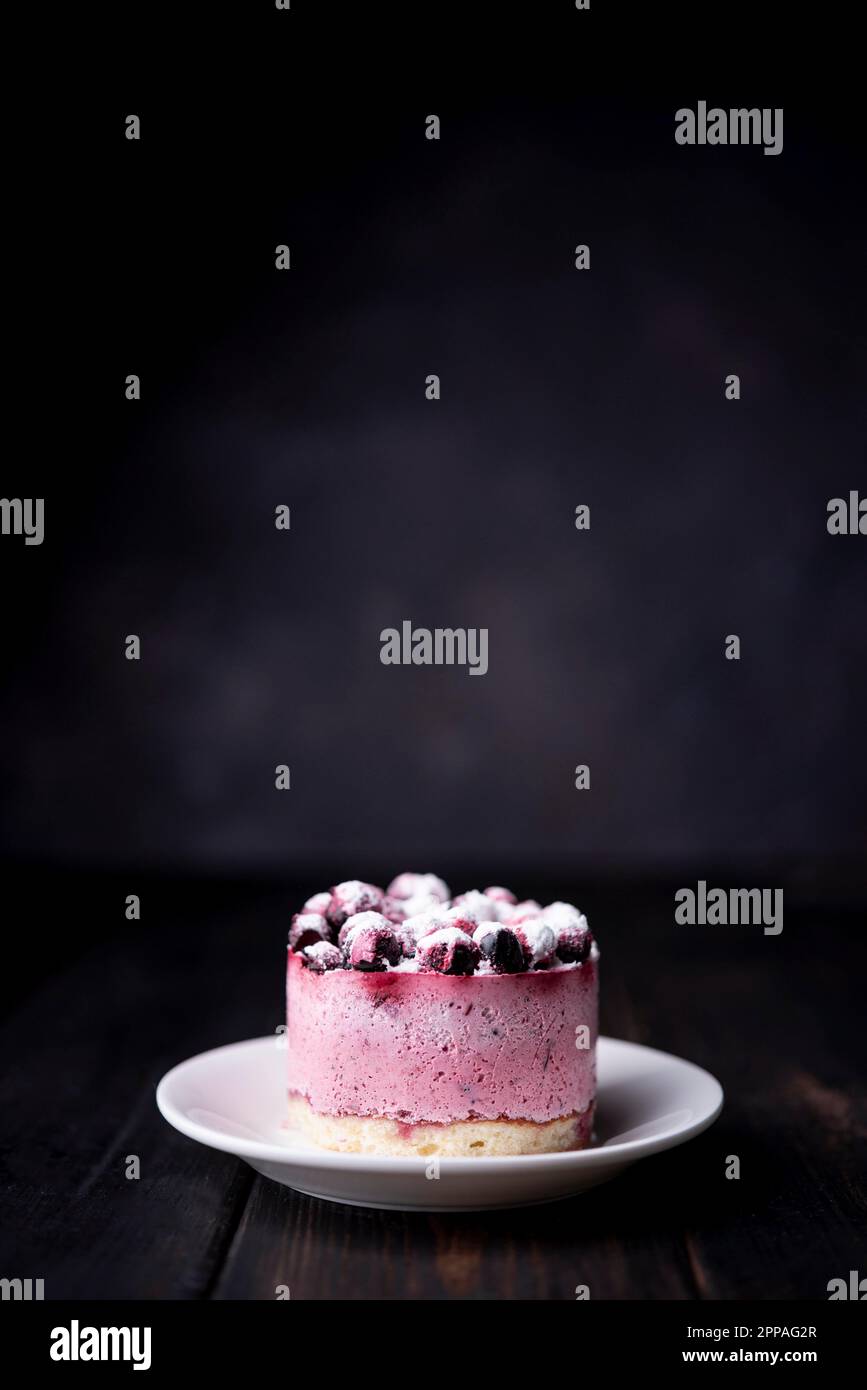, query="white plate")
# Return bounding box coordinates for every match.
[156,1035,723,1211]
